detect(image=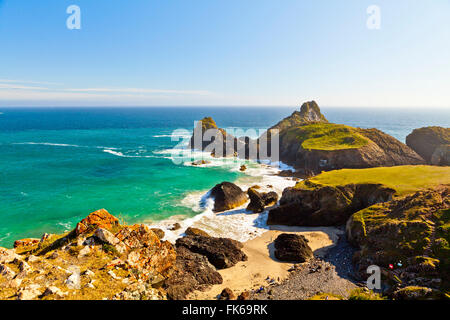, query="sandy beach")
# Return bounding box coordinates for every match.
[187,225,343,300]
